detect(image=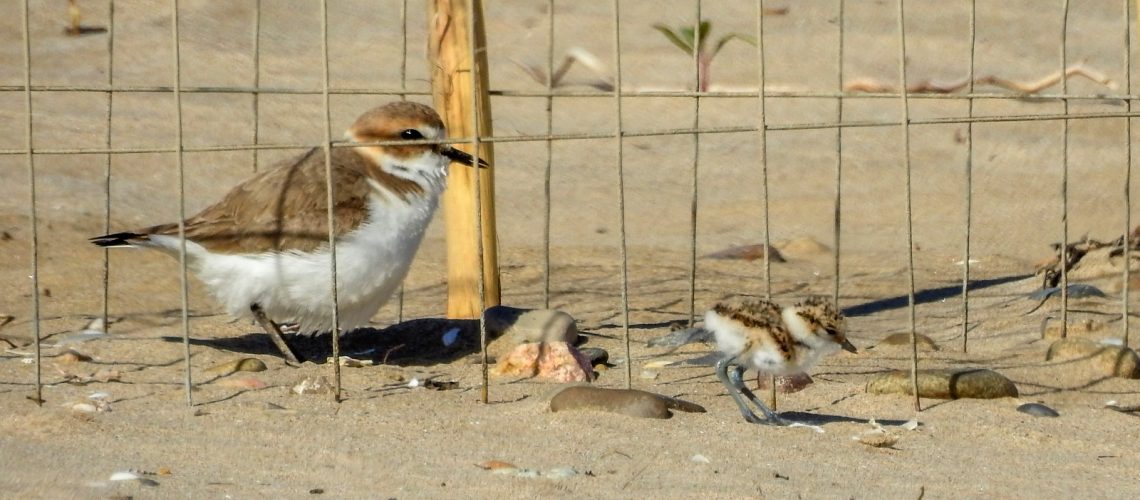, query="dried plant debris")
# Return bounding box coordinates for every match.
[1036,229,1140,289]
[513,47,613,90]
[845,63,1117,95]
[55,366,123,385]
[331,355,375,367]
